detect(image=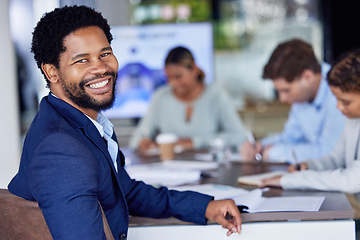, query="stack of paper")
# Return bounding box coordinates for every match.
[172,184,249,200]
[126,160,218,187]
[232,188,325,213]
[172,184,325,213]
